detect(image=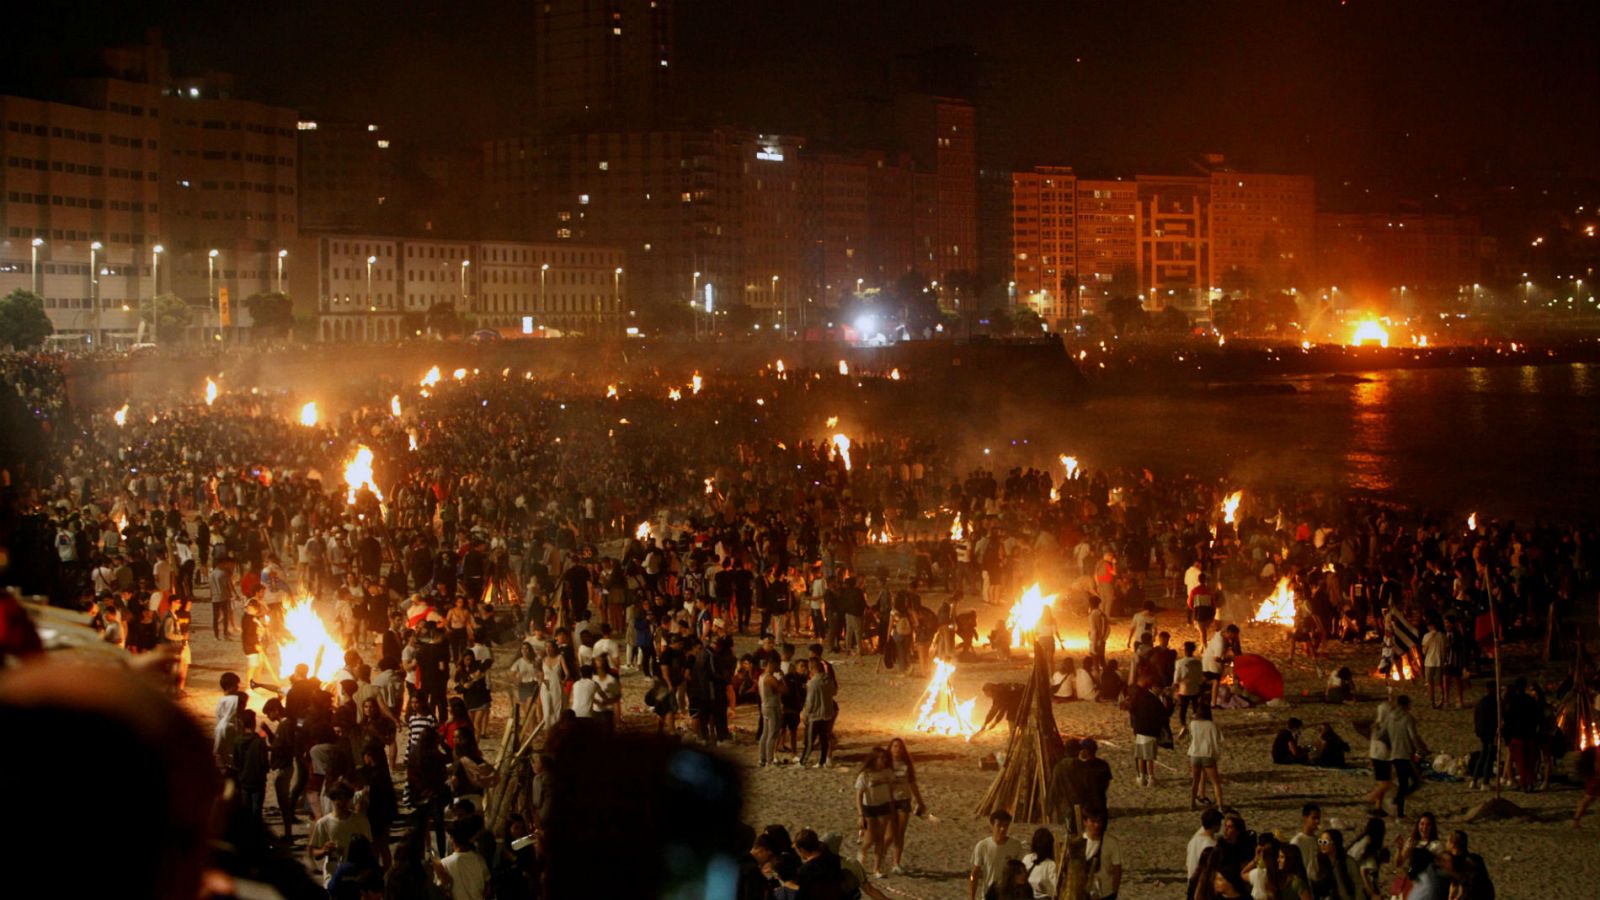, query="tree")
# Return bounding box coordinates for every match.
[398,310,428,339]
[139,293,194,339]
[243,292,295,336]
[0,288,54,349]
[1152,305,1190,334]
[425,302,466,337]
[1103,296,1147,336]
[1011,306,1046,335]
